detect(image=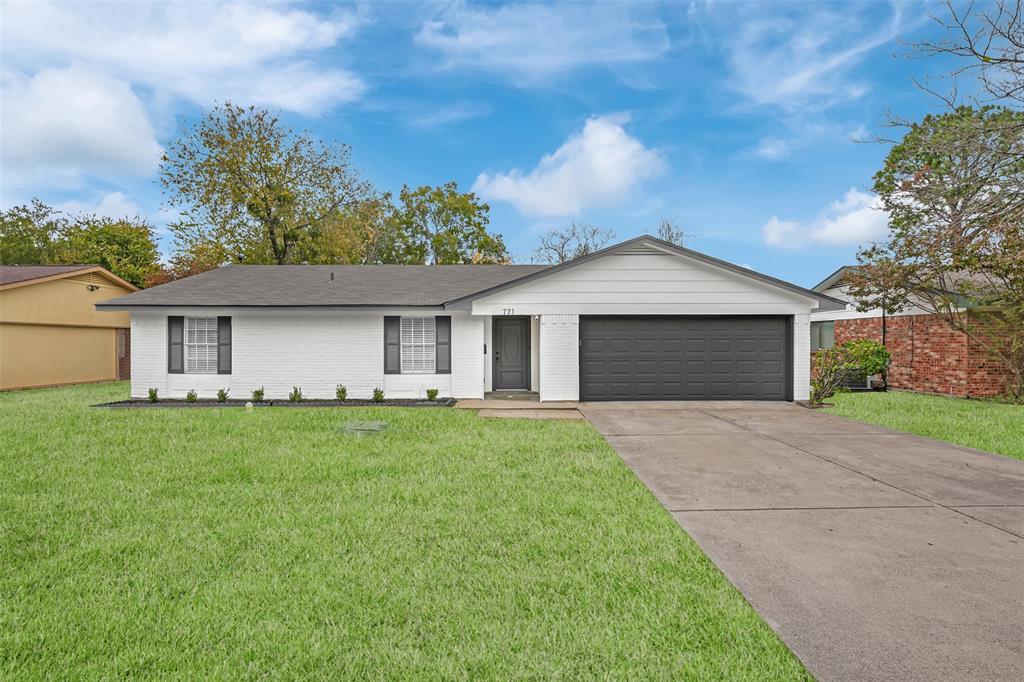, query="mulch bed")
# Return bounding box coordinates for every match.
[794,400,832,409]
[94,398,456,409]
